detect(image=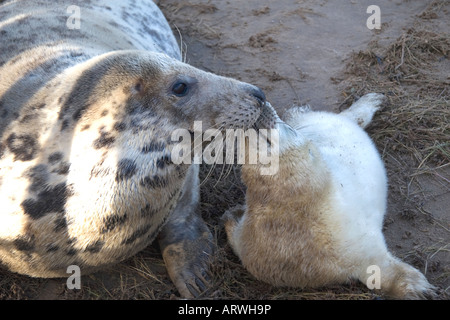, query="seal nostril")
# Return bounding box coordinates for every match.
[249,87,266,107]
